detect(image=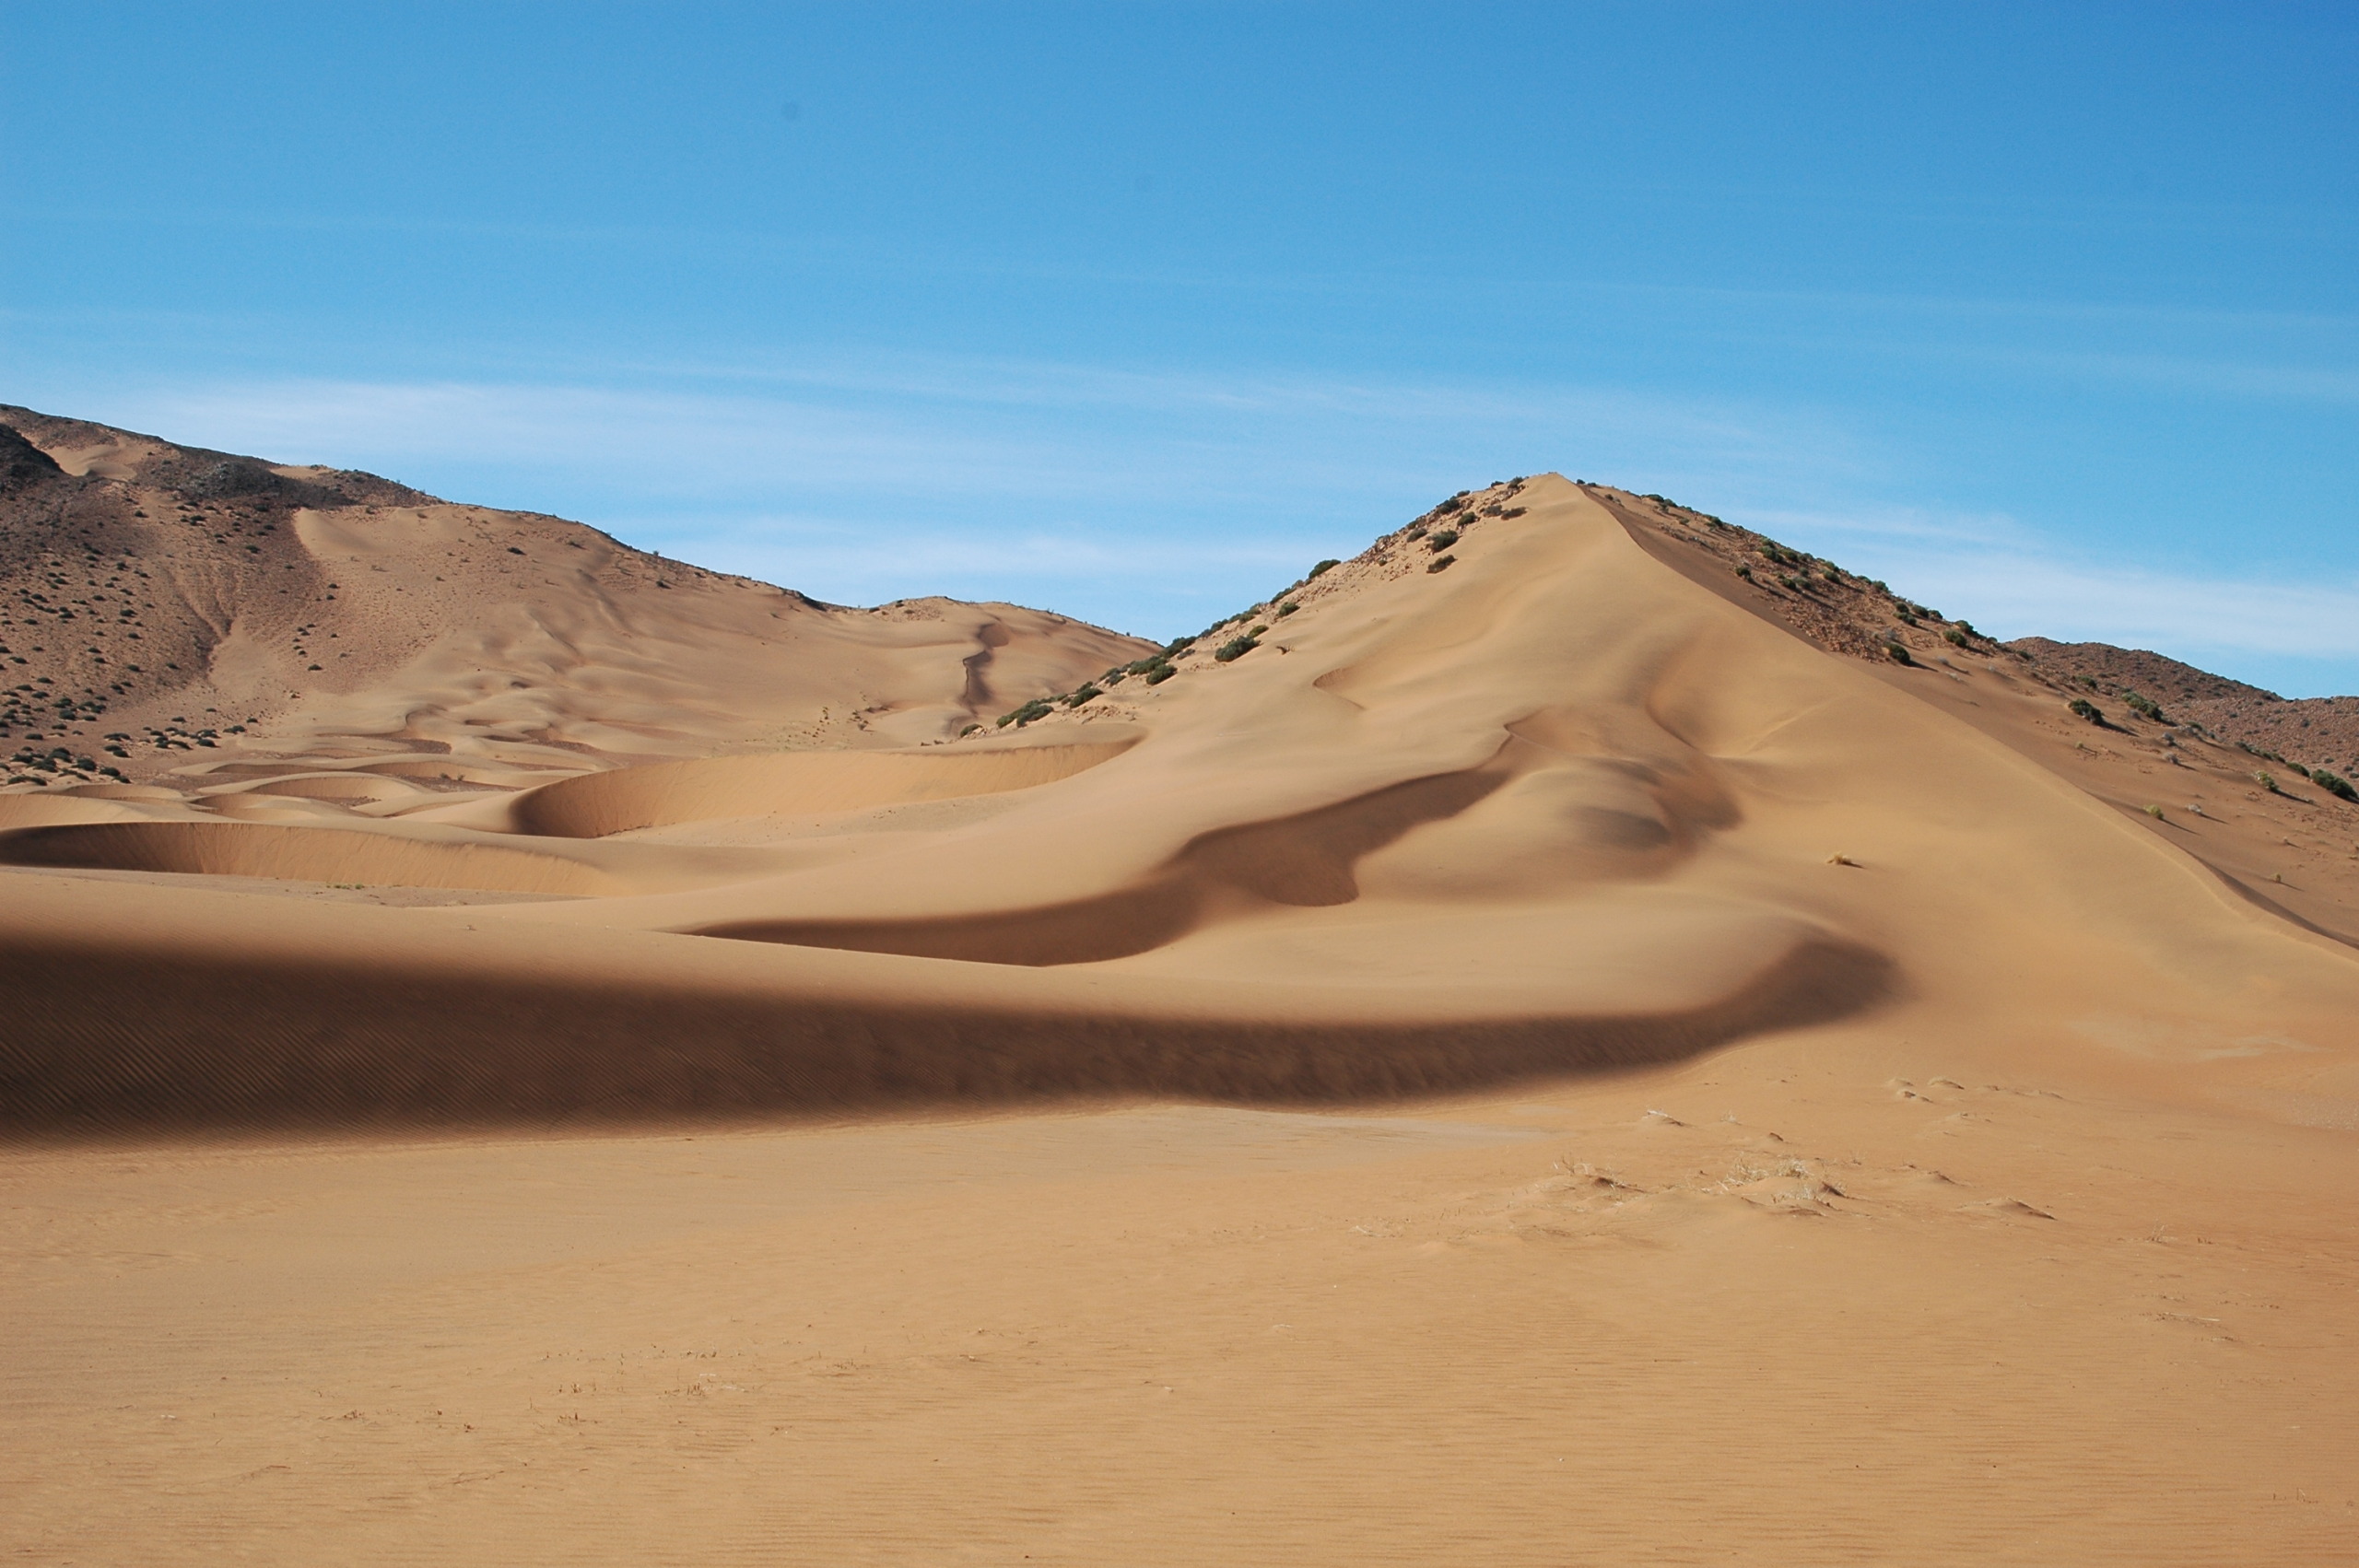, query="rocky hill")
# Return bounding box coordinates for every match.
[0,405,1150,791]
